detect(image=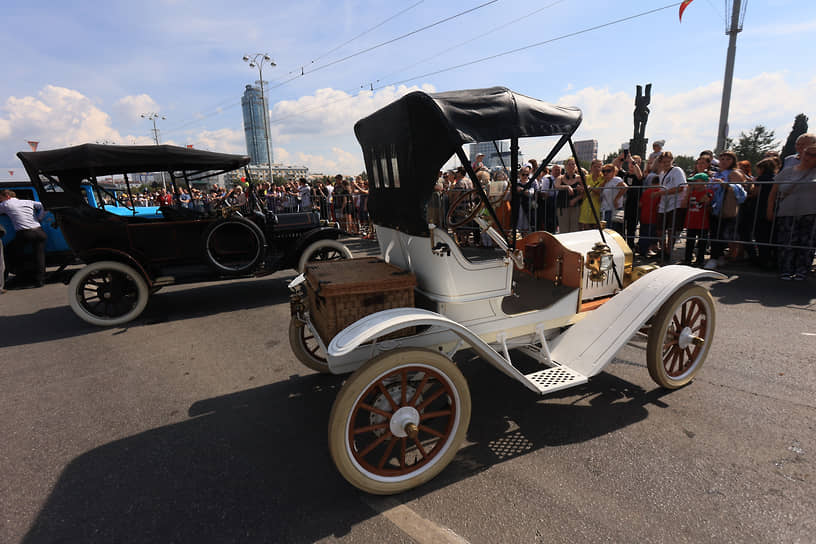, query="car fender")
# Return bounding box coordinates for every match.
[548,265,725,378]
[297,225,343,248]
[77,248,152,286]
[287,226,343,264]
[327,307,531,382]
